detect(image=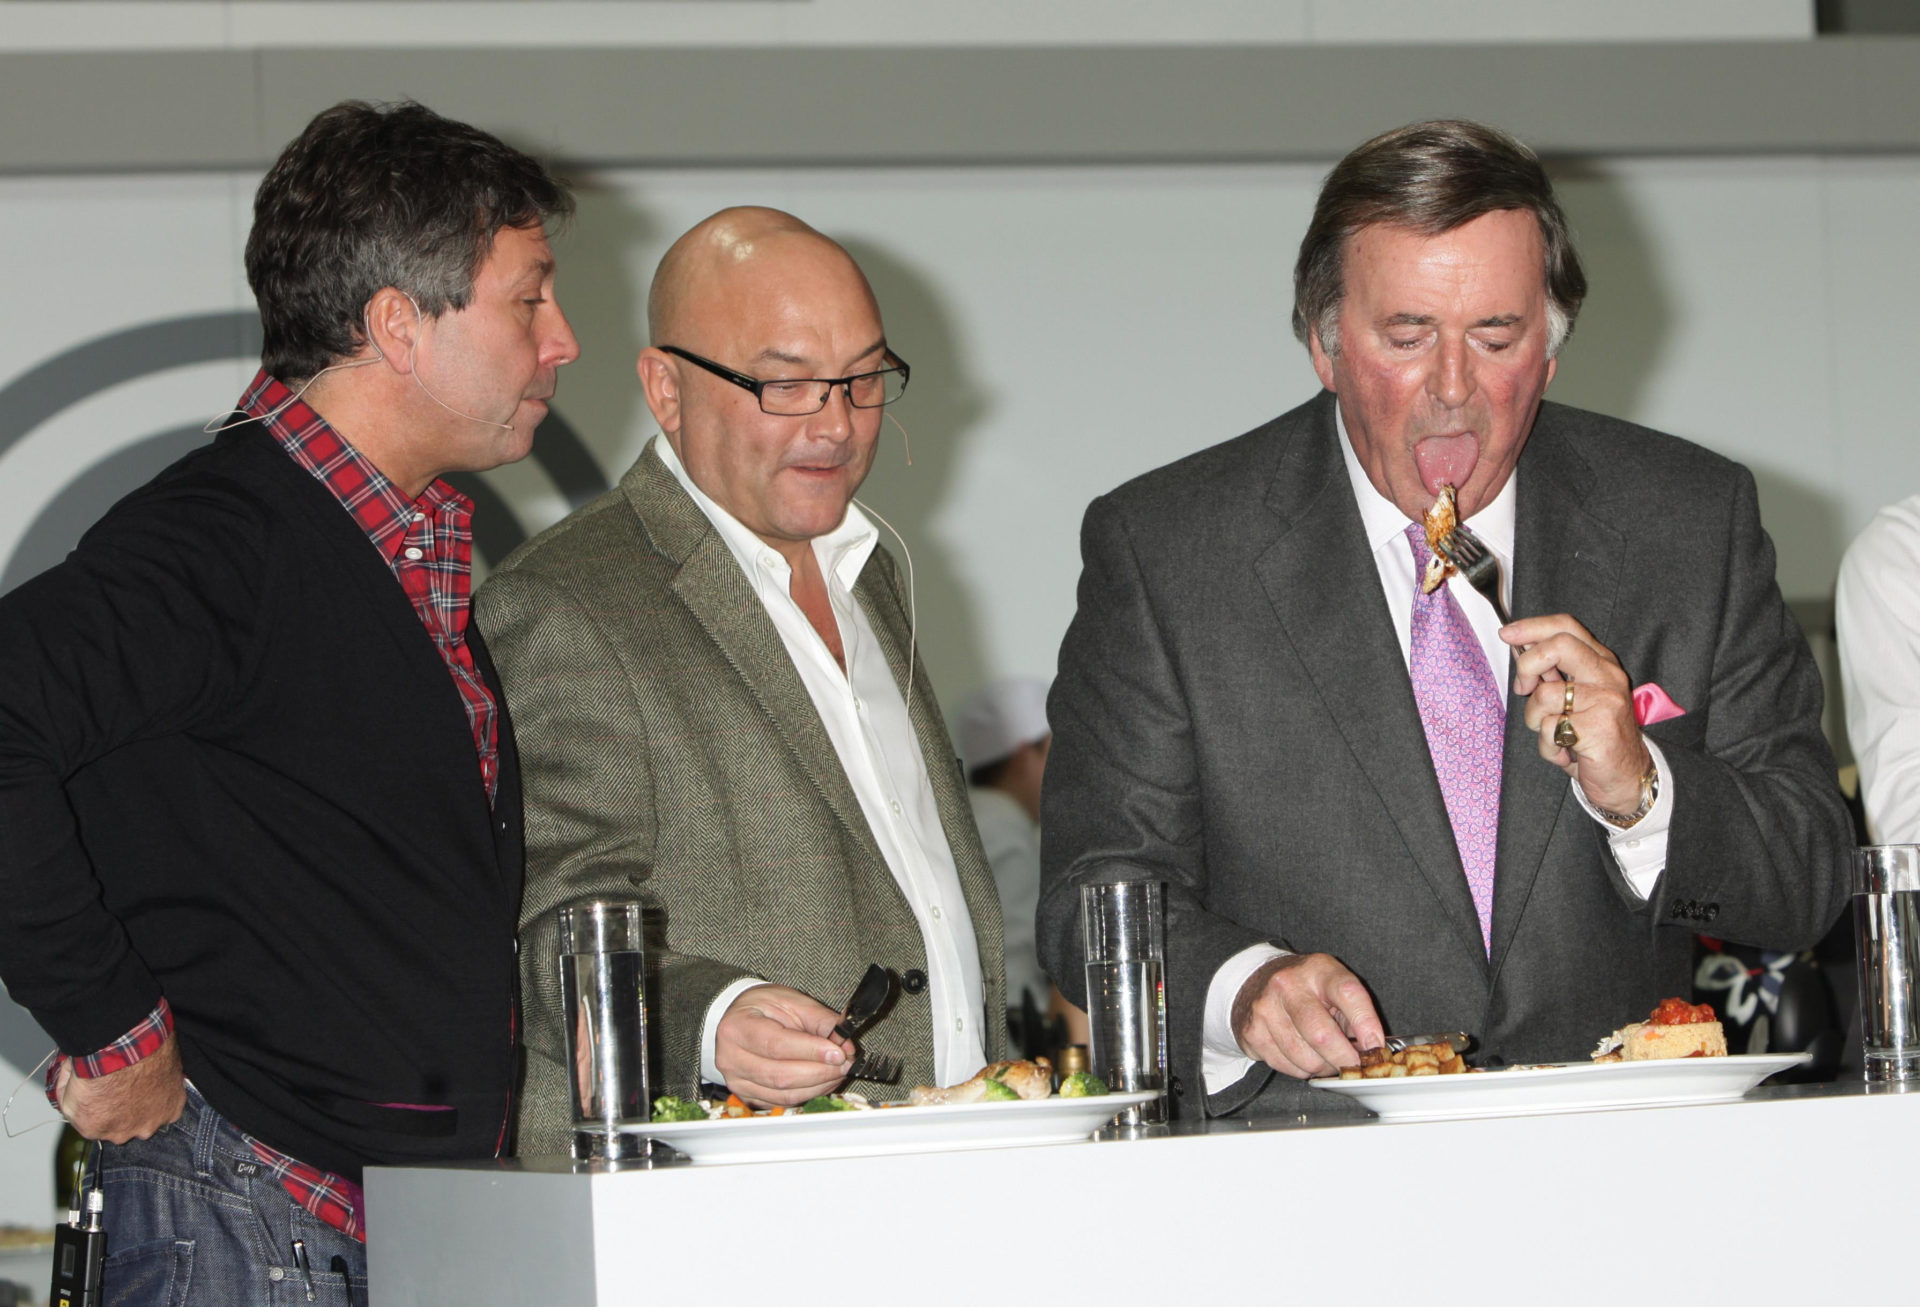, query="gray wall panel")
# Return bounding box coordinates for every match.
[6,39,1920,174]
